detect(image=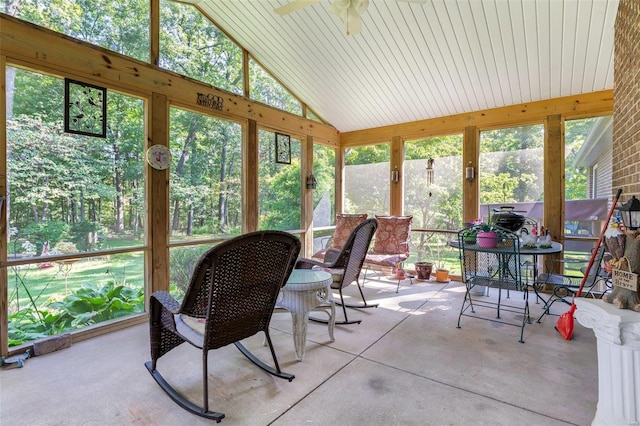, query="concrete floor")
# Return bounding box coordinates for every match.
[0,277,598,425]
